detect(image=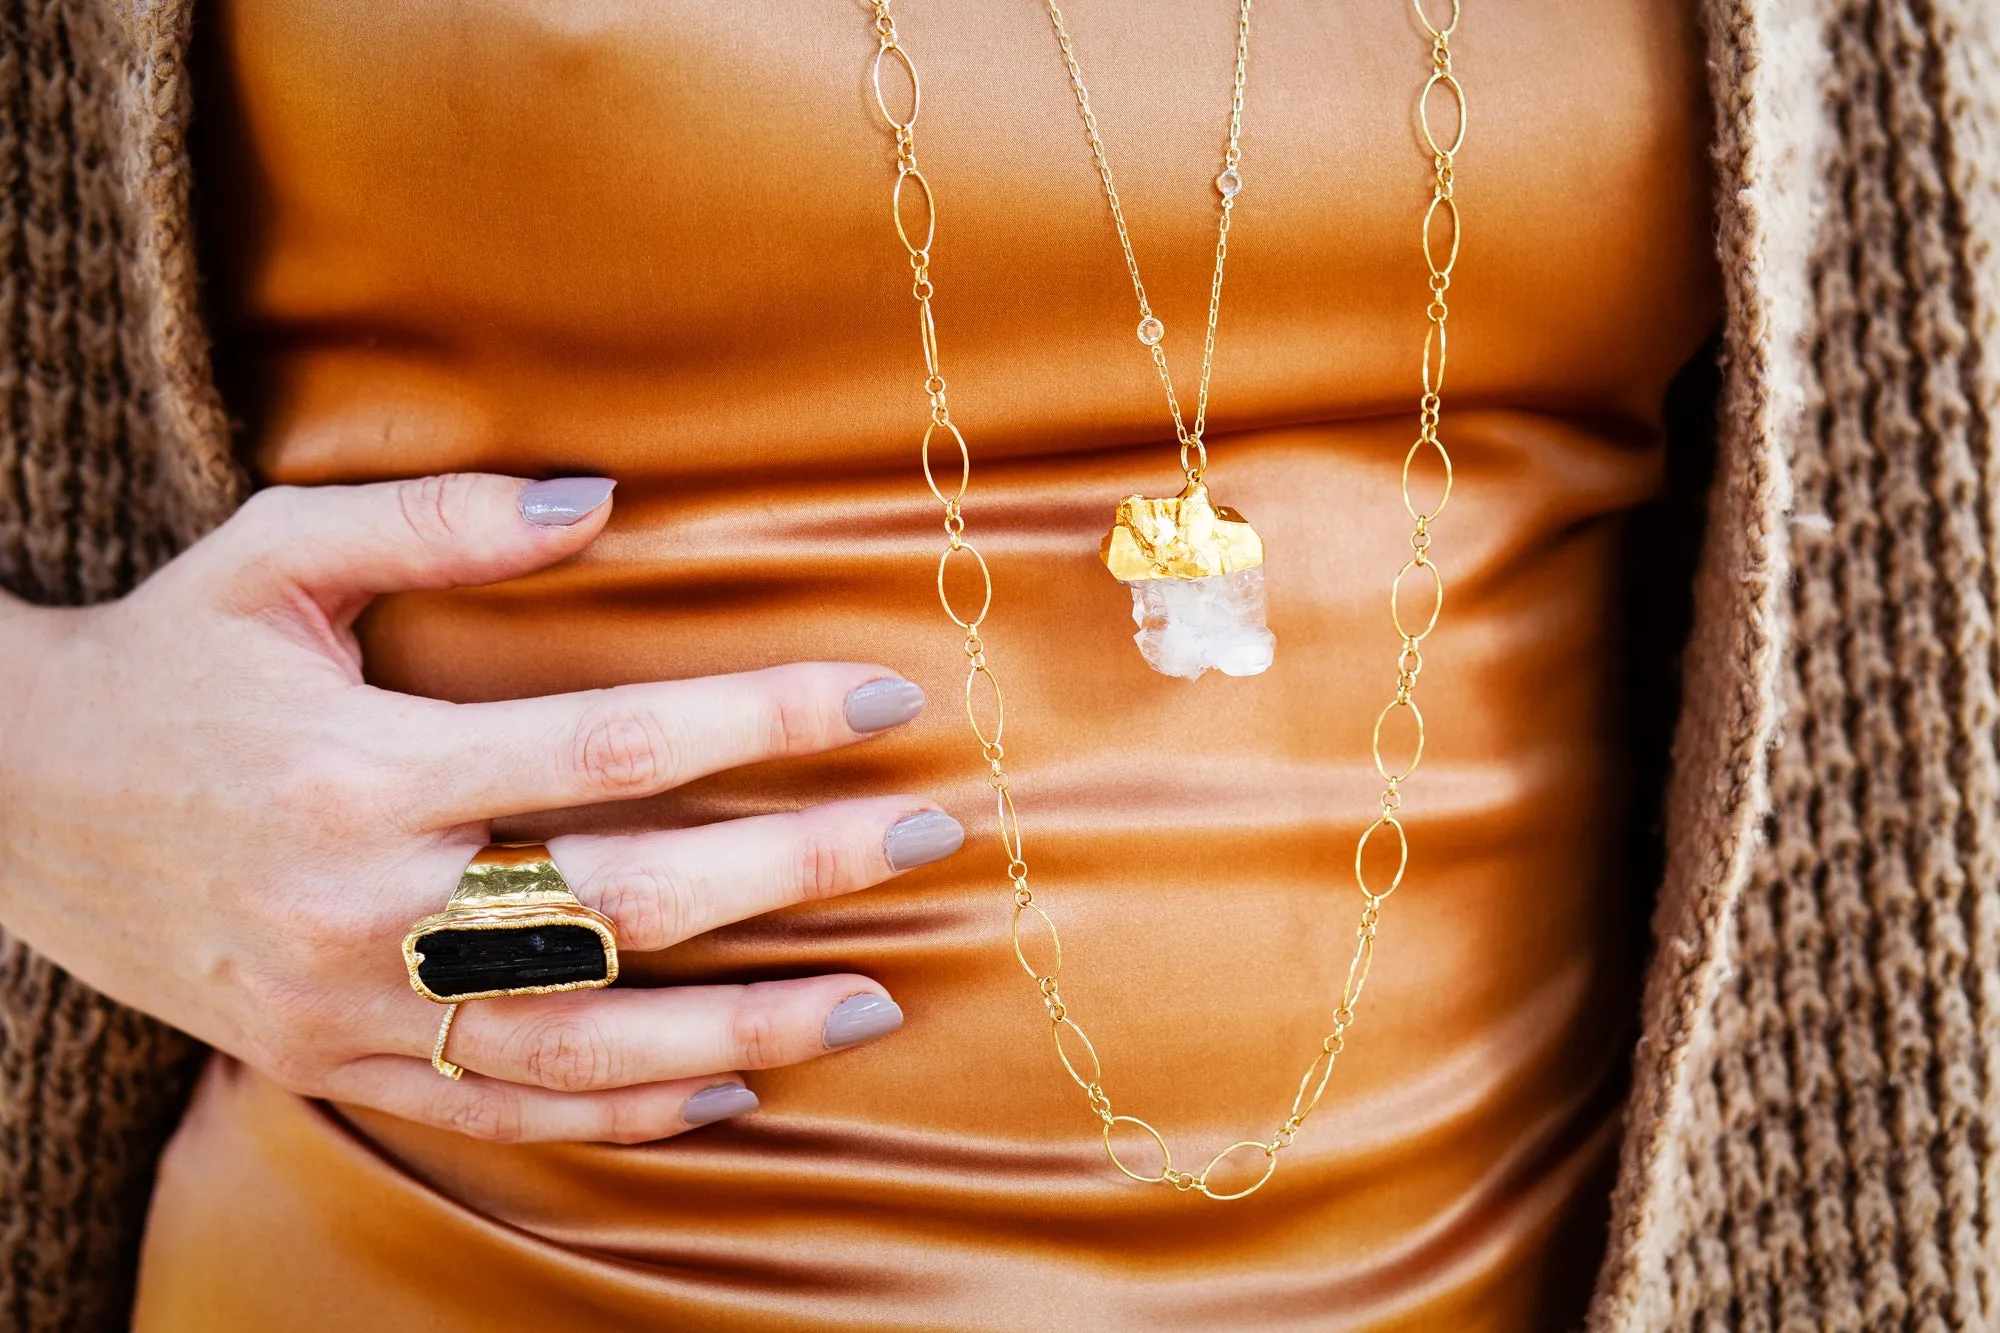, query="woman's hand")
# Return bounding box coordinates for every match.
[0,473,960,1143]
